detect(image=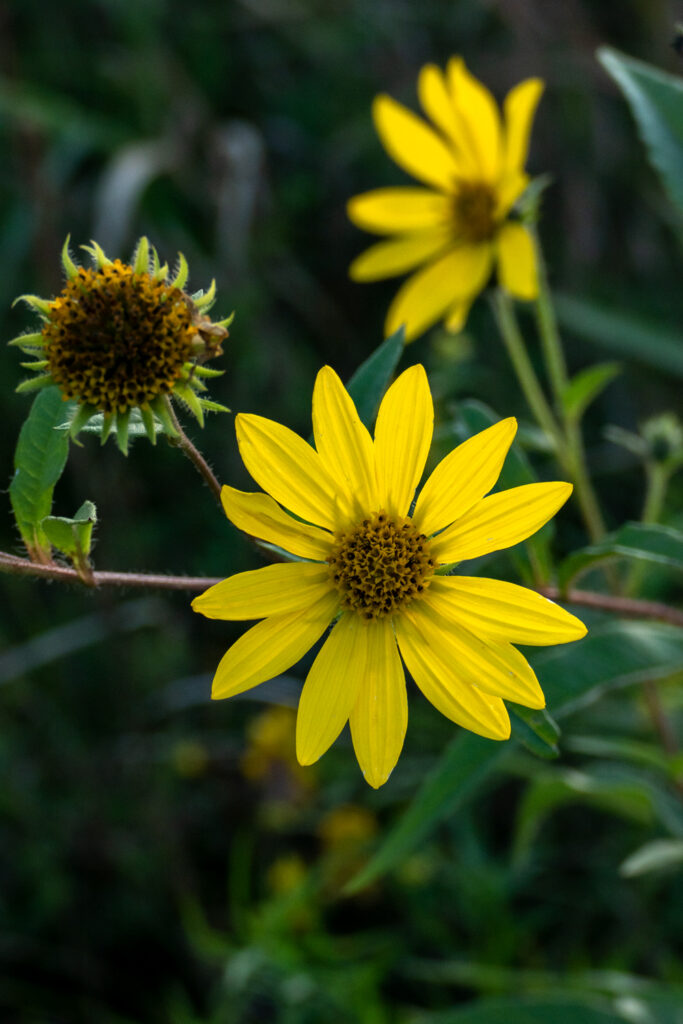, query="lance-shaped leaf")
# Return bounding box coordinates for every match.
[559,522,683,590]
[345,325,405,429]
[598,46,683,219]
[9,387,73,560]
